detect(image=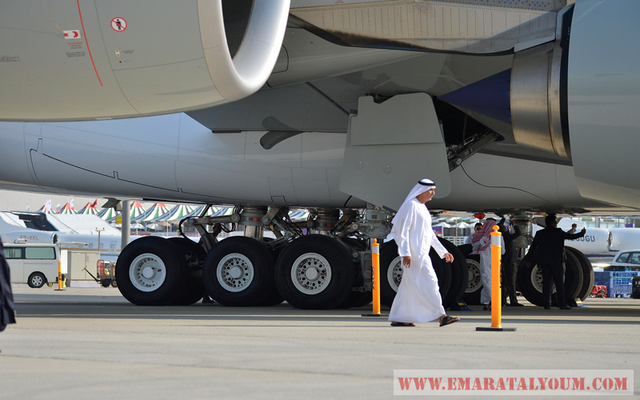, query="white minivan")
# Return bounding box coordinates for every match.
[4,243,60,288]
